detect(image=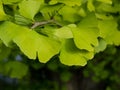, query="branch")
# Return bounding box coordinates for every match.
[31,19,62,29]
